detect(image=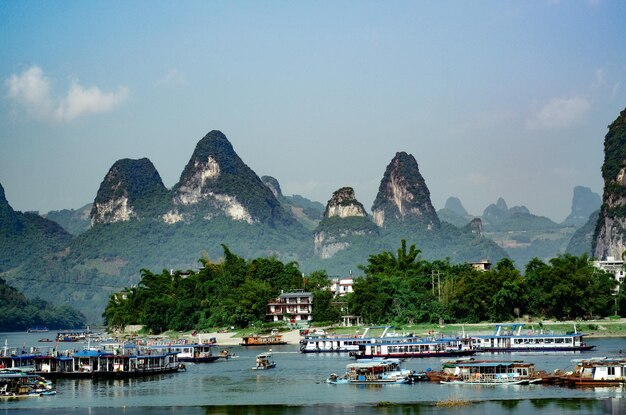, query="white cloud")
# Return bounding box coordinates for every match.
[5,66,128,122]
[56,83,128,121]
[525,96,590,130]
[6,66,53,118]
